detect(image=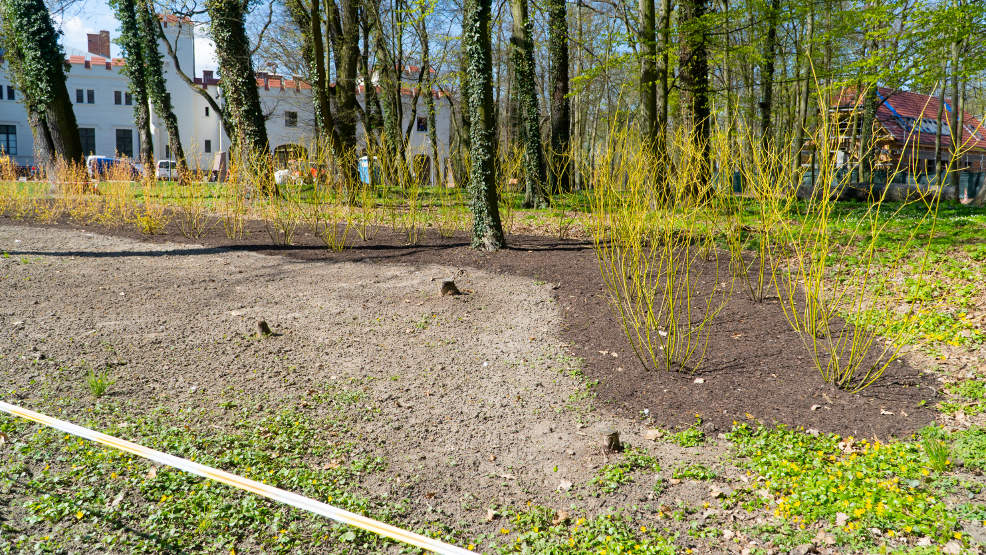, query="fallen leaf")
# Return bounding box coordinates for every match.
[485,508,498,522]
[556,480,572,491]
[146,466,157,479]
[552,510,570,525]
